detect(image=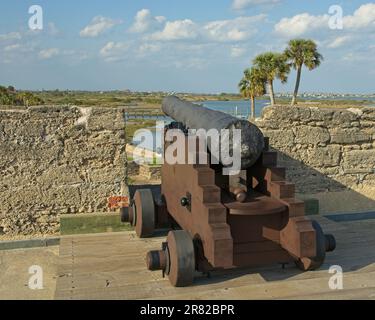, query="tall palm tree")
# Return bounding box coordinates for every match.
[253,52,290,106]
[284,39,323,106]
[238,67,266,120]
